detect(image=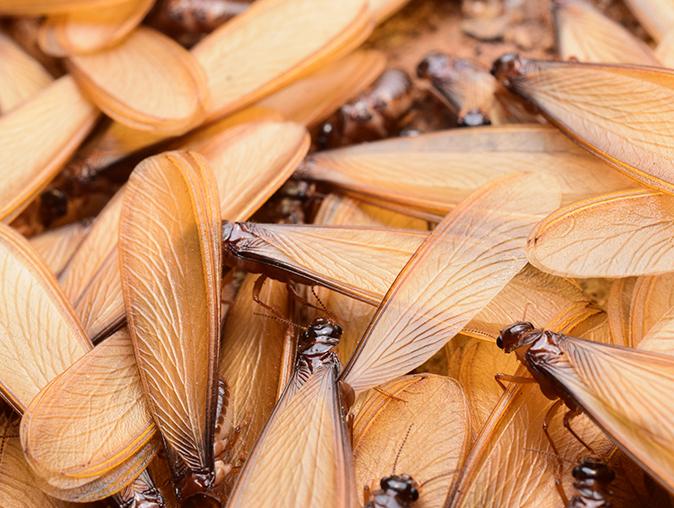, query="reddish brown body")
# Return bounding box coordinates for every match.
[115,470,166,508]
[568,458,614,508]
